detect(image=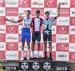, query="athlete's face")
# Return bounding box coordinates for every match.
[26,11,31,17]
[36,13,40,17]
[45,13,50,18]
